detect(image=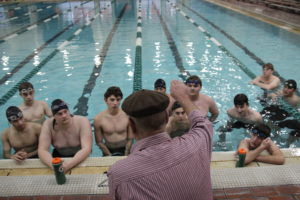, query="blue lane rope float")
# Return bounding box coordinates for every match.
[73,2,127,116]
[152,2,190,81]
[133,0,142,92]
[0,3,112,107]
